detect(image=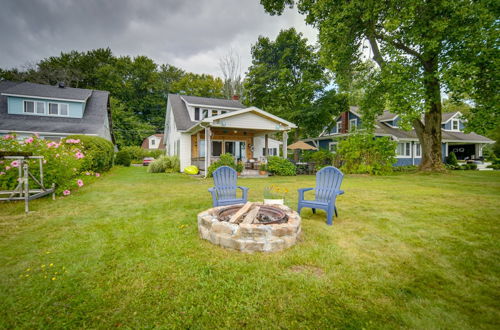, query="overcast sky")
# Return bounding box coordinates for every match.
[0,0,317,77]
